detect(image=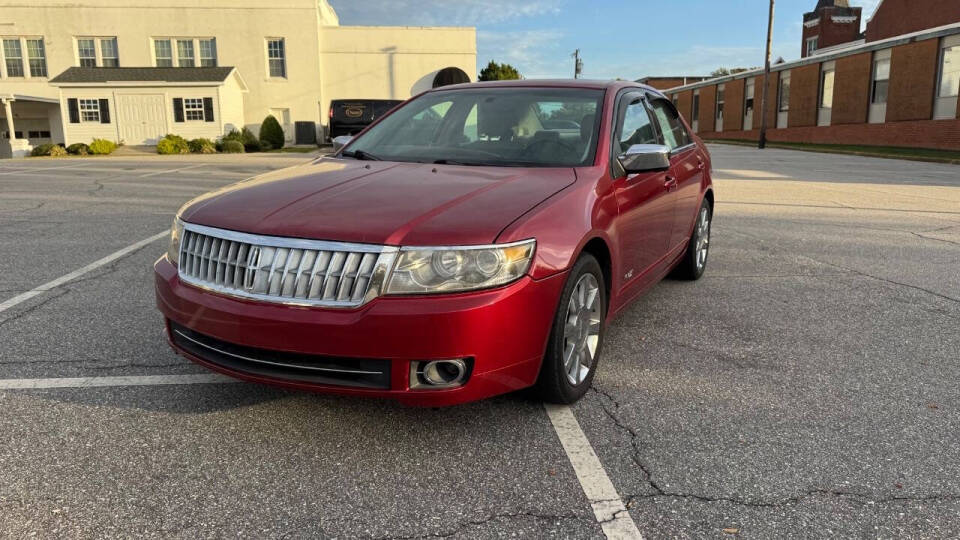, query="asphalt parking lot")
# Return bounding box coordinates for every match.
[1,146,958,539]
